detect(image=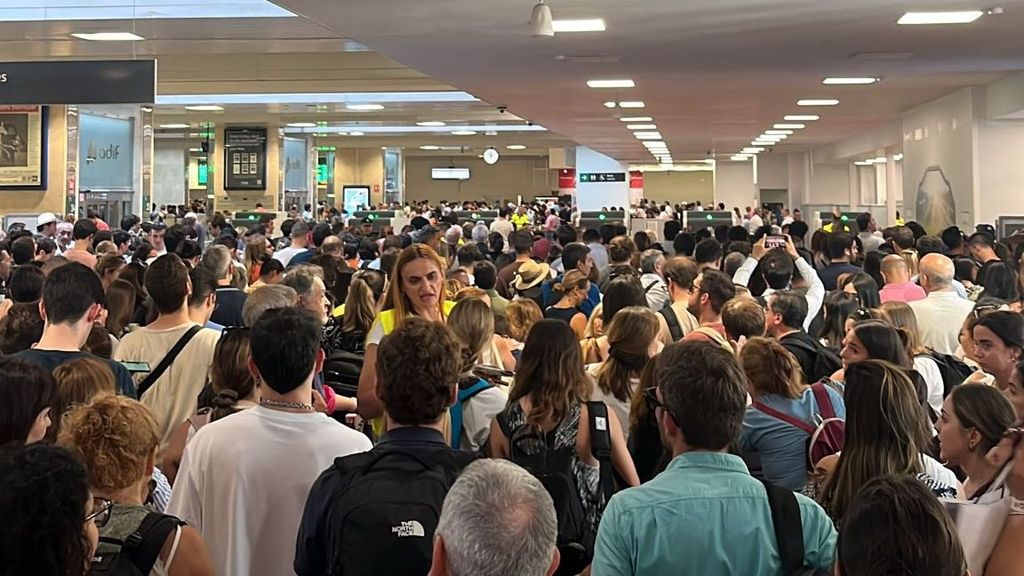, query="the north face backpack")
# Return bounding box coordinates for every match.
[496,401,613,576]
[90,511,181,576]
[323,446,477,576]
[918,351,974,397]
[753,383,845,470]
